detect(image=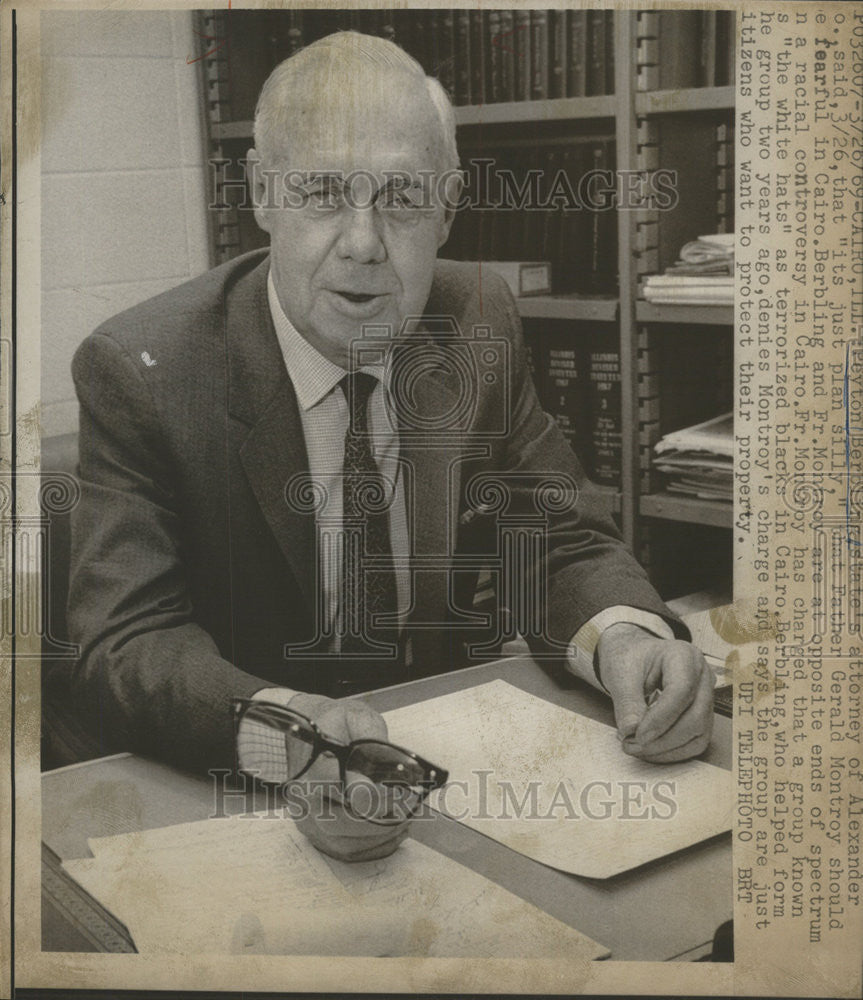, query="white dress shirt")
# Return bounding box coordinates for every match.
[256,270,673,705]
